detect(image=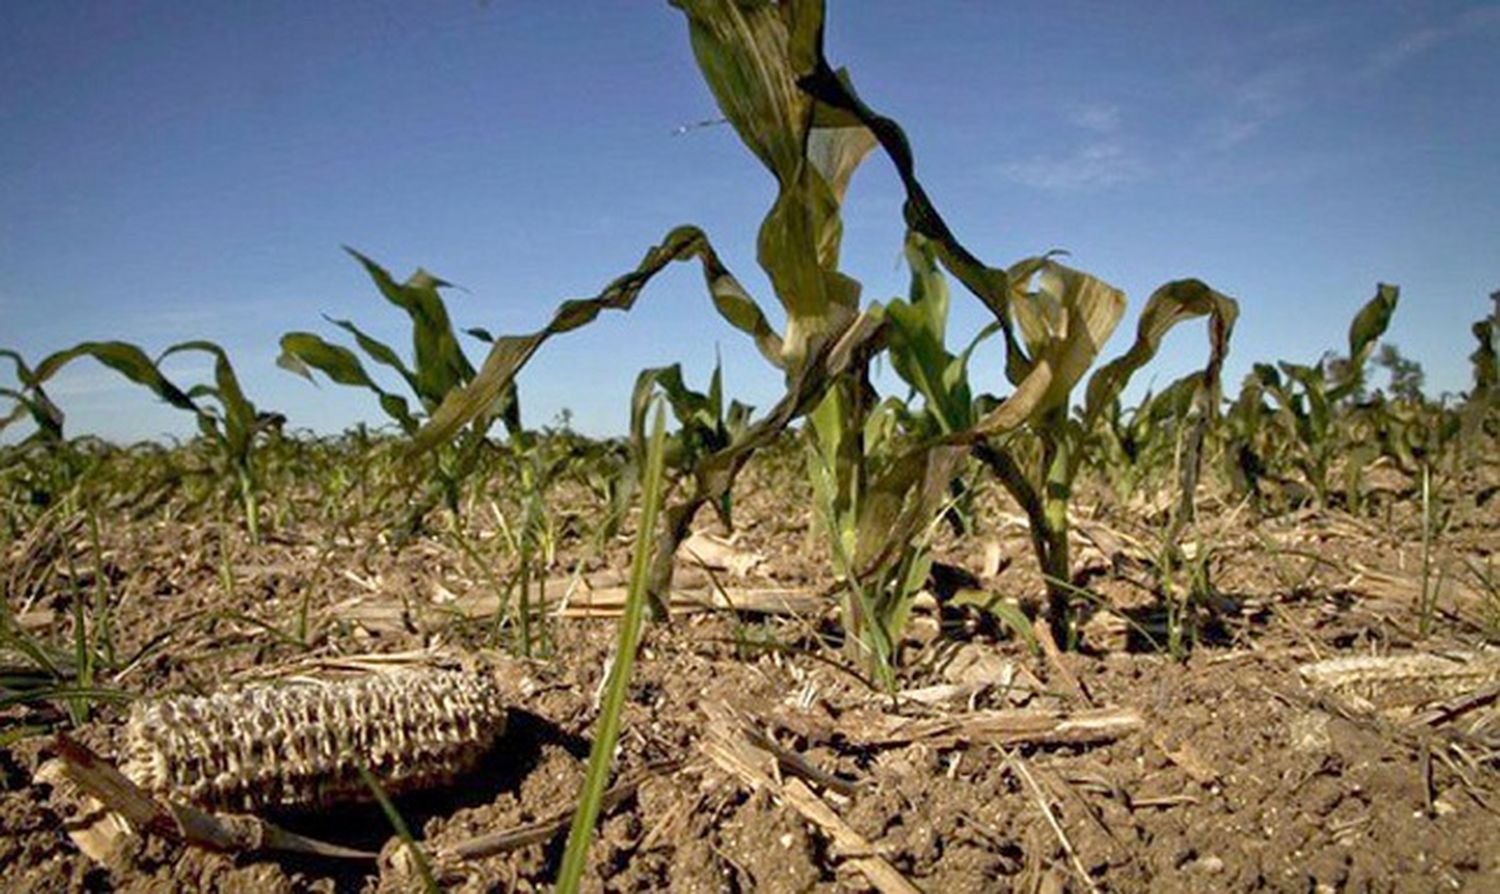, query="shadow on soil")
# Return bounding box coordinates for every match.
[258,707,589,891]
